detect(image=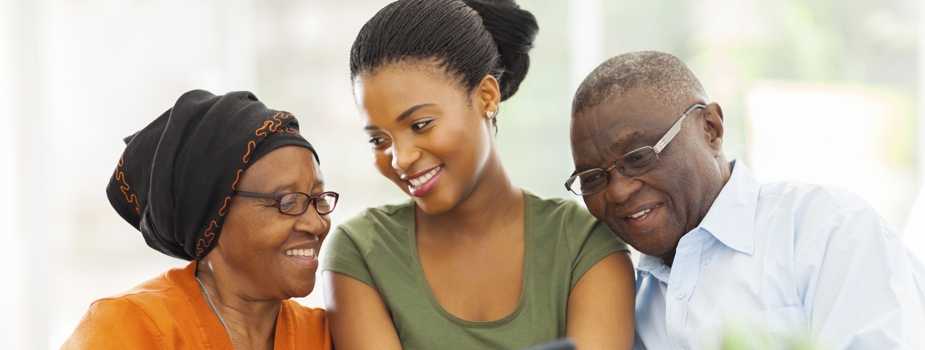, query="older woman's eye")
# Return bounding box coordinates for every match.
[410,119,432,132]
